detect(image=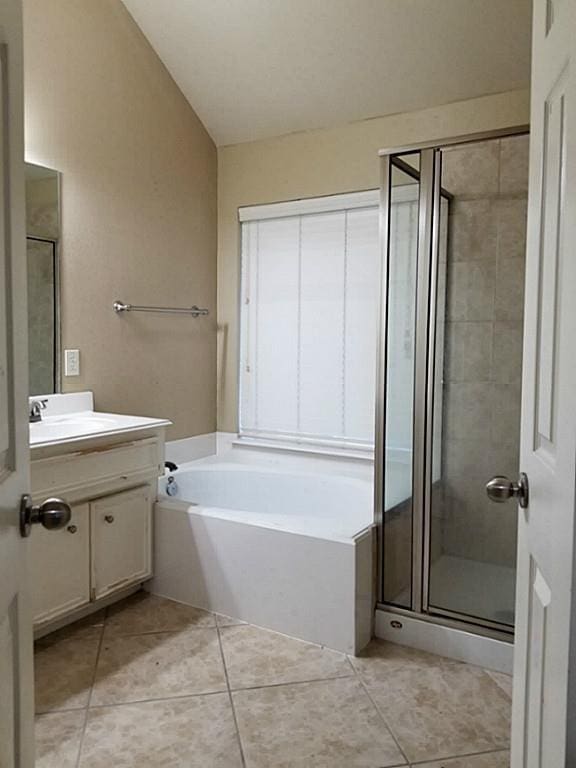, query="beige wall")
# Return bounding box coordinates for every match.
[217,89,530,432]
[24,0,217,440]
